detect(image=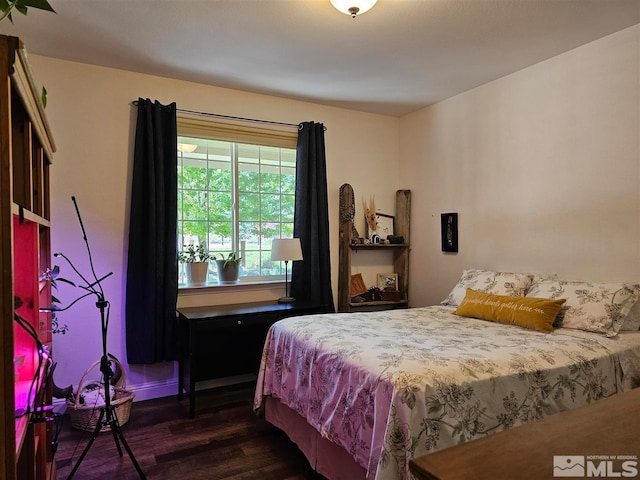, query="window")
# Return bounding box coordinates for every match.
[177,117,298,286]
